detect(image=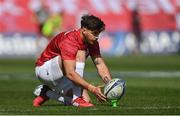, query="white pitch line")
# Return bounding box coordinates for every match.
[85,71,180,78]
[0,71,180,80]
[87,106,180,110]
[112,71,180,78]
[119,106,180,110]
